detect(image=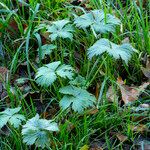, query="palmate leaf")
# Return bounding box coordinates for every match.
[0,107,25,129]
[88,38,137,64]
[74,10,120,34]
[22,114,59,148]
[47,19,74,41]
[35,61,74,87]
[69,75,87,88]
[59,85,96,113]
[37,44,57,59]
